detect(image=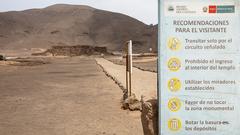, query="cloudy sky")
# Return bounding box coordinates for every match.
[0,0,158,24]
